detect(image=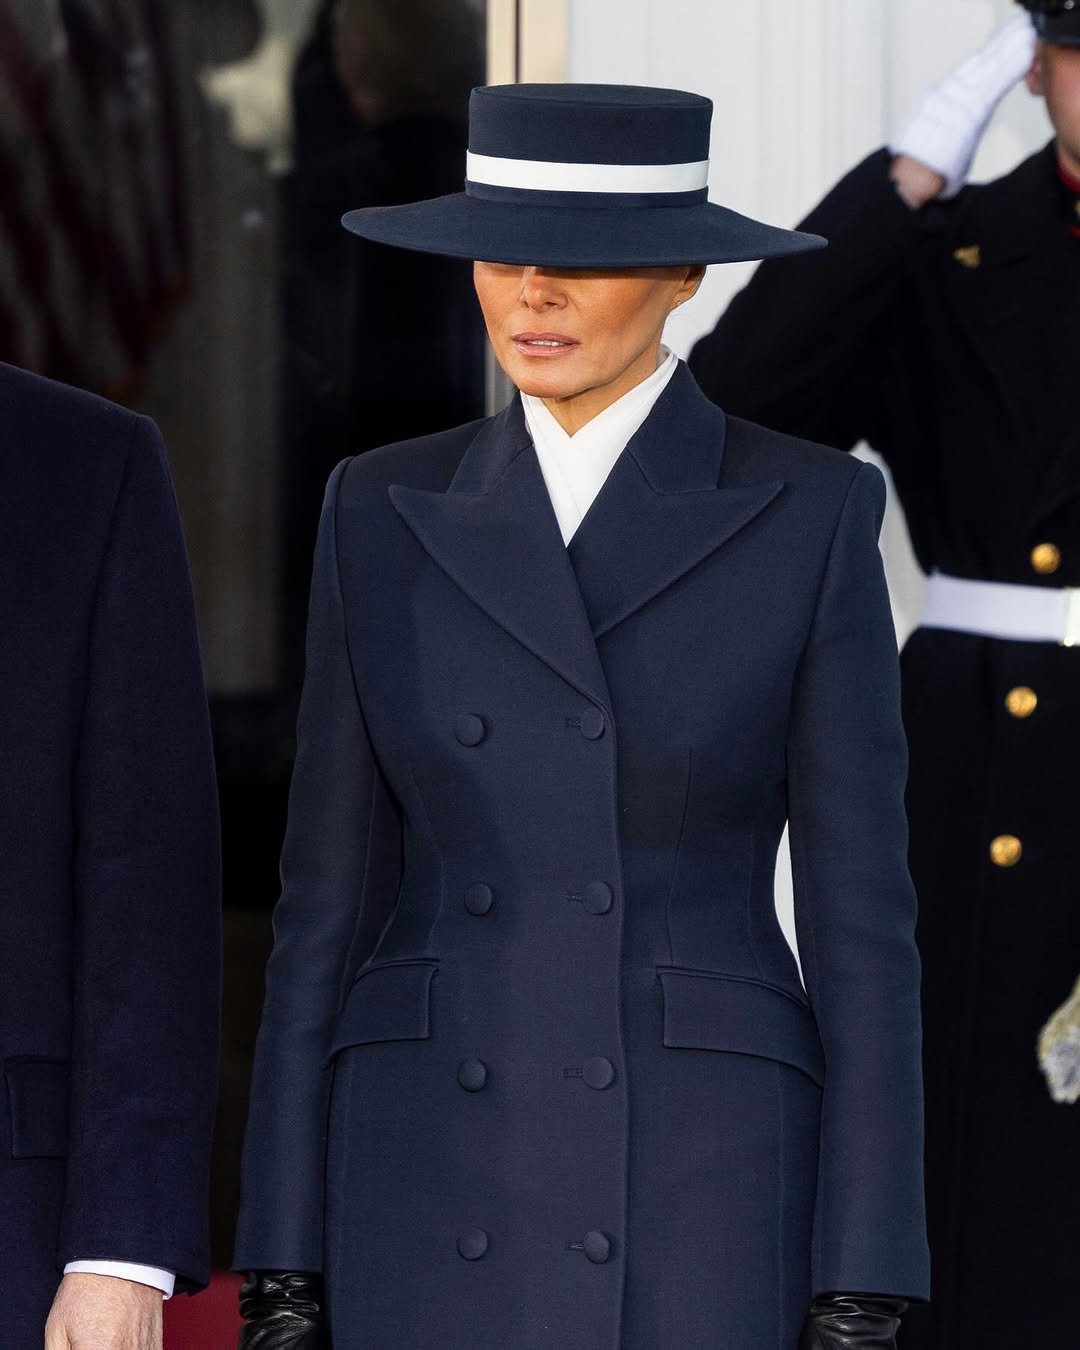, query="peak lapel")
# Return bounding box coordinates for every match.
[390,400,611,711]
[568,365,783,637]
